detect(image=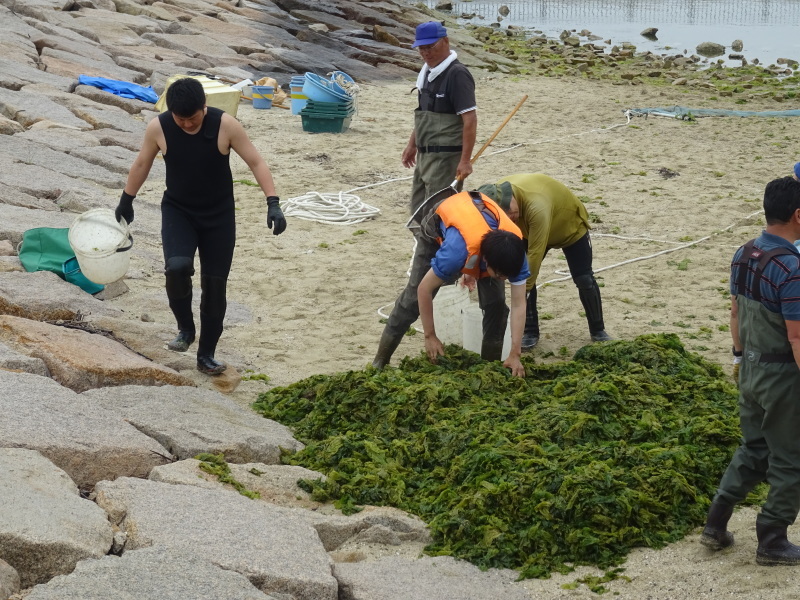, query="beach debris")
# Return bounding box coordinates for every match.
[658,167,680,179]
